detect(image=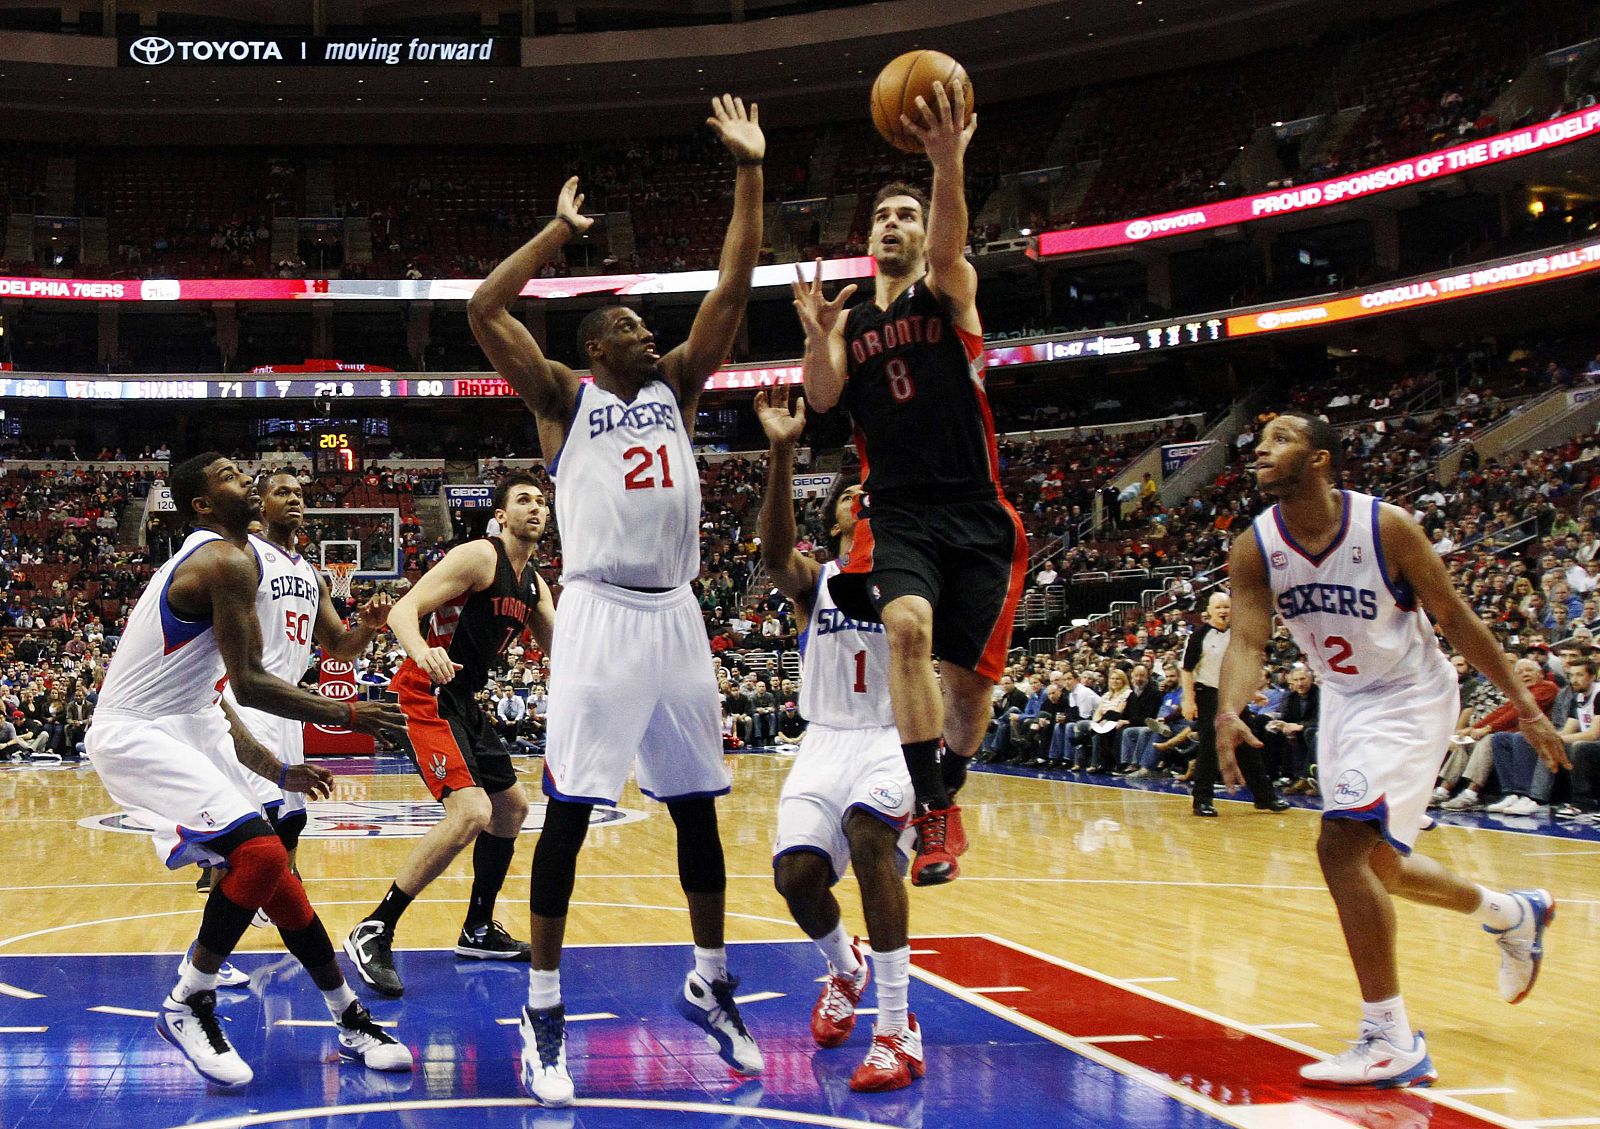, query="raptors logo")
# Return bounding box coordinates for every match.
[430,754,449,781]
